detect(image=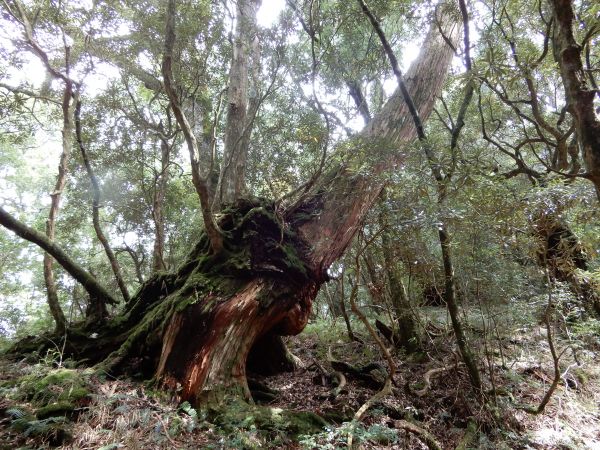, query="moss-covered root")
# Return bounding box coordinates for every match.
[394,419,442,450]
[455,420,478,450]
